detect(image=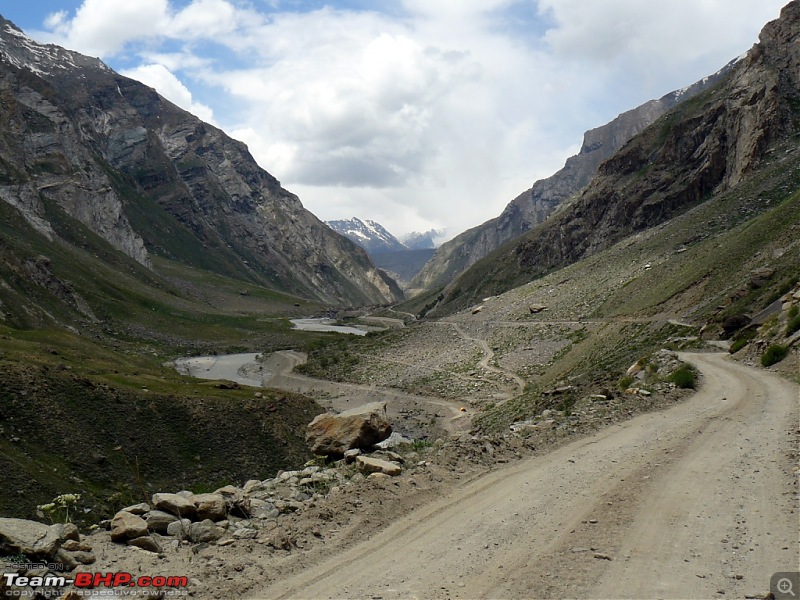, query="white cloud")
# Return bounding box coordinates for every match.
[170,0,246,39]
[121,64,215,124]
[31,0,789,239]
[538,0,788,95]
[44,0,170,56]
